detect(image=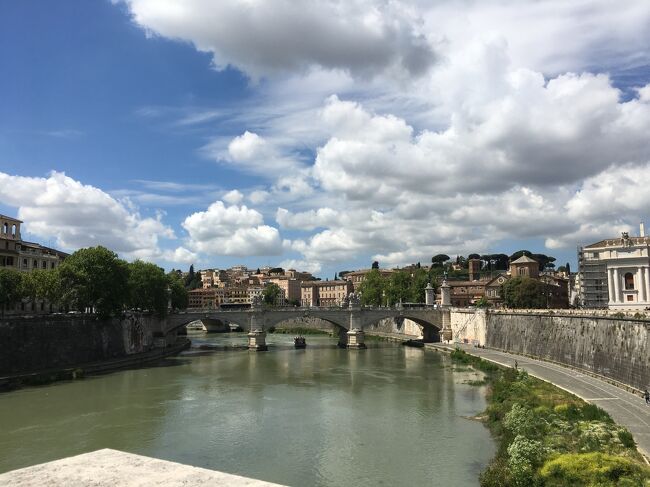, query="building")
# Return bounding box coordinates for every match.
[509,255,540,278]
[1,214,68,314]
[263,276,301,304]
[435,280,489,307]
[301,280,353,307]
[342,268,394,291]
[579,228,650,310]
[0,214,21,269]
[188,288,218,309]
